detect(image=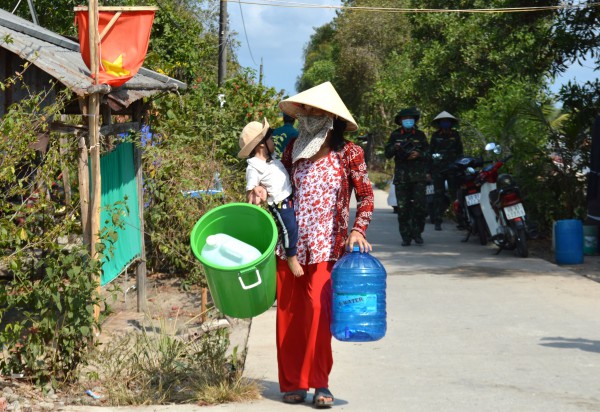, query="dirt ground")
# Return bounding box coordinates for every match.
[100,271,252,354]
